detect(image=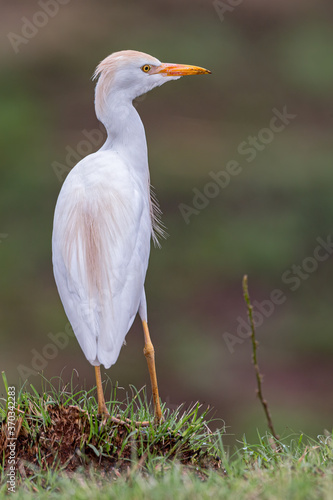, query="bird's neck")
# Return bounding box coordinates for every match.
[98,96,149,177]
